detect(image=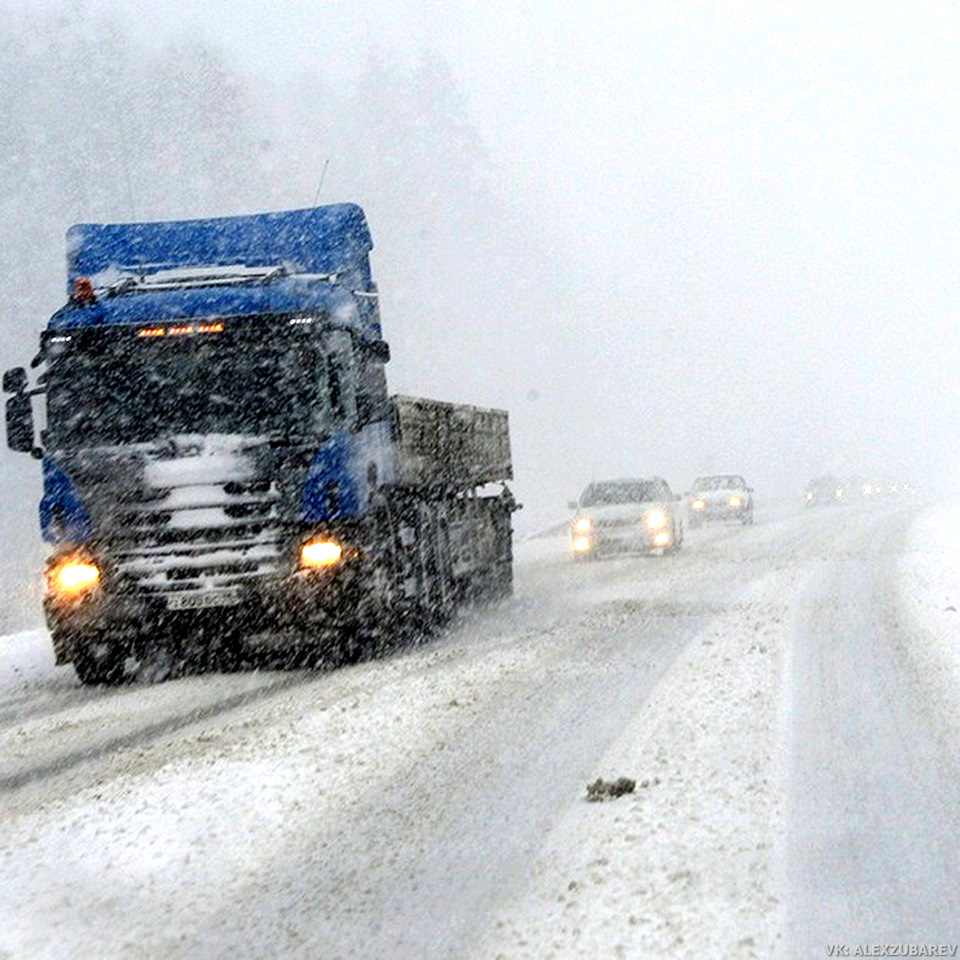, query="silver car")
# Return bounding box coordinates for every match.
[570,477,684,560]
[687,474,754,526]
